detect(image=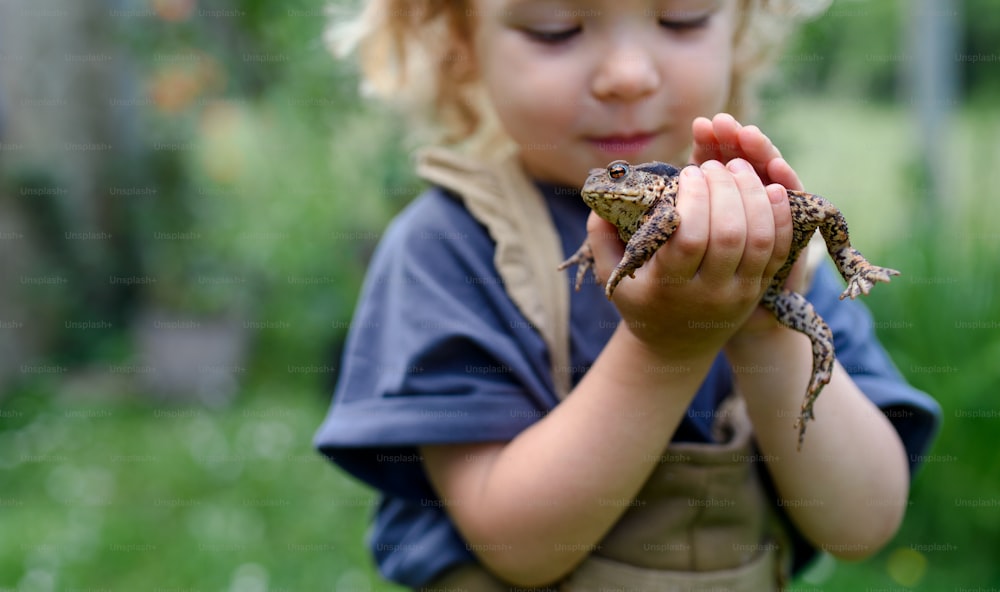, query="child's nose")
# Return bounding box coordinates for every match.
[591,44,661,101]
